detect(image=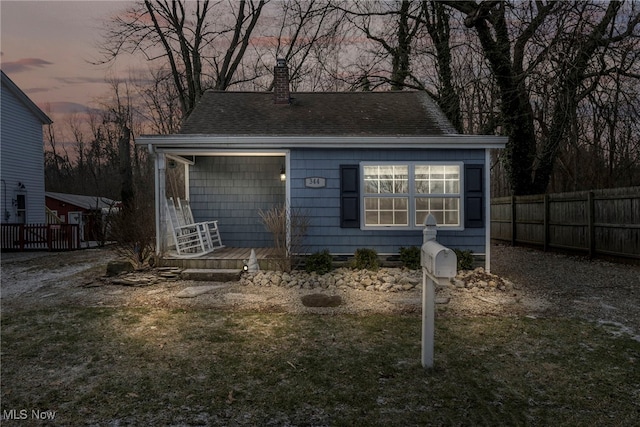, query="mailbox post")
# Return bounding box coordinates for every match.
[421,214,457,368]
